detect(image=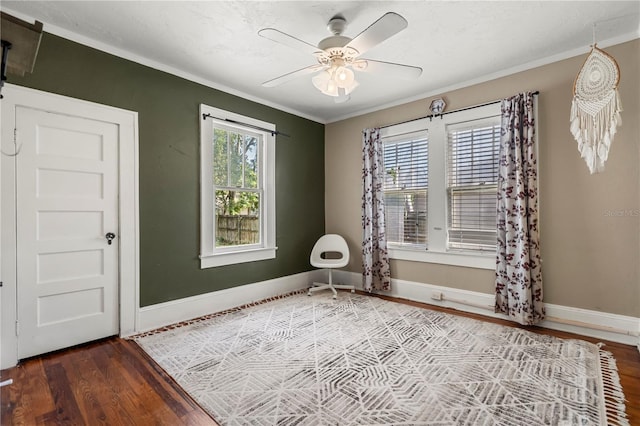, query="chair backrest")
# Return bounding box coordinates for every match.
[310,234,349,269]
